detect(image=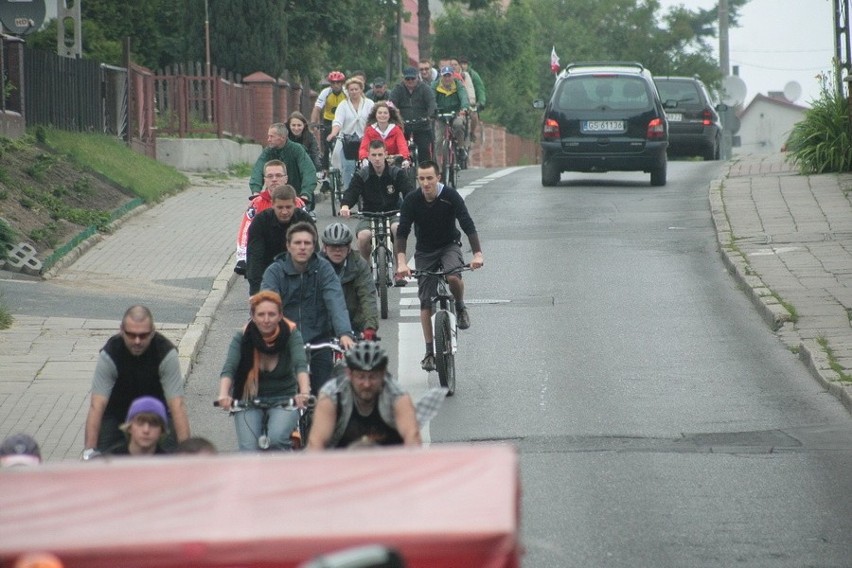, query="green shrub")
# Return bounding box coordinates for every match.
[786,72,852,174]
[0,218,14,260]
